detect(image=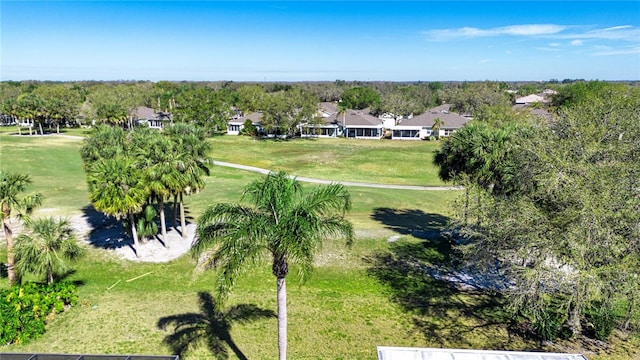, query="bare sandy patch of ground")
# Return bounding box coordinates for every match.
[66,210,196,263]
